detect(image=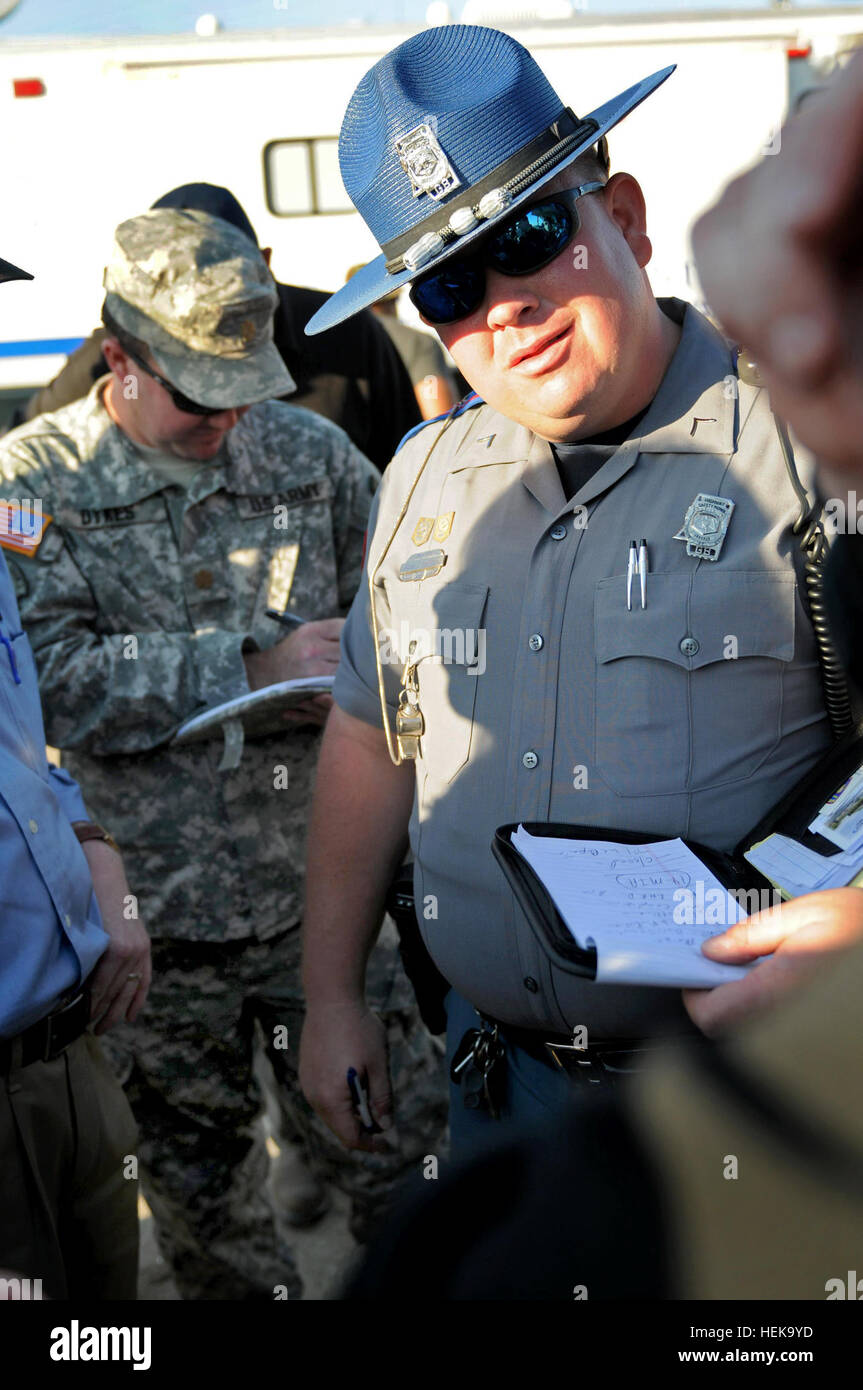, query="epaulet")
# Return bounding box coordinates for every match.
[394,392,483,455]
